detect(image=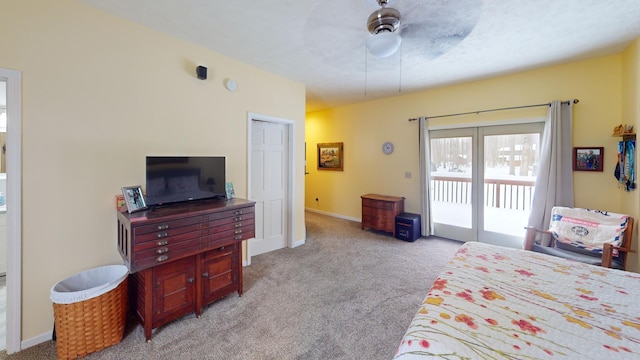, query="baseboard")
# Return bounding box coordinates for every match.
[21,330,52,350]
[291,238,305,248]
[305,208,360,223]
